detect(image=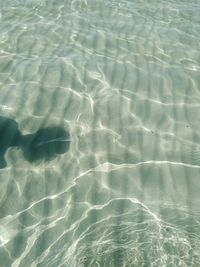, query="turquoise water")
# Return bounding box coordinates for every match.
[0,0,200,266]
